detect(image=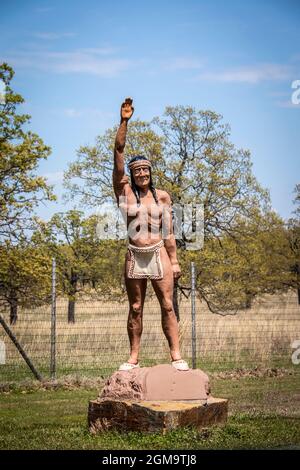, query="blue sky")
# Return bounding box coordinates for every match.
[1,0,300,220]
